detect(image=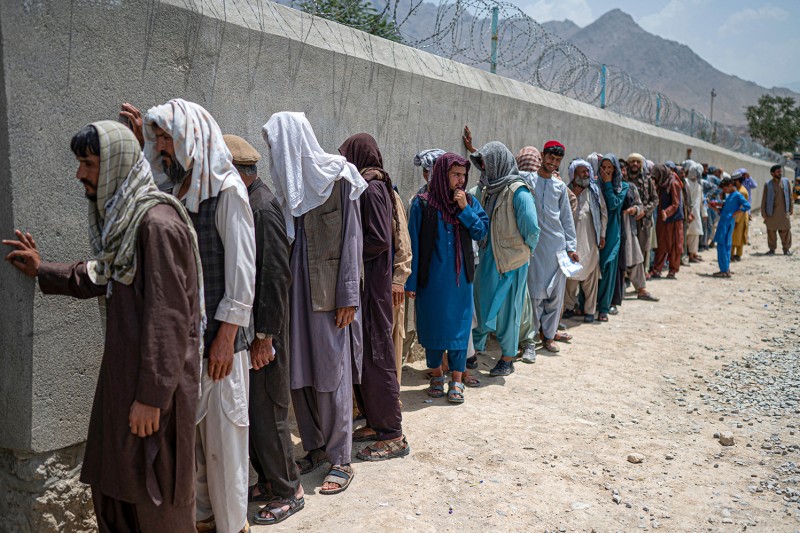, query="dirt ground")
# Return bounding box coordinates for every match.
[252,213,800,532]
